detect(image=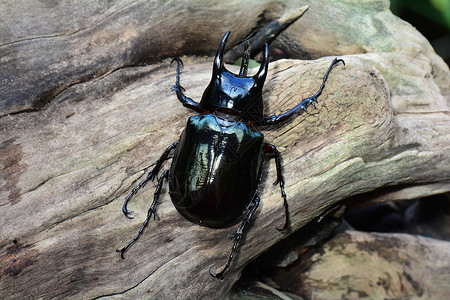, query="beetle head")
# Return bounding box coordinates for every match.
[200,31,268,125]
